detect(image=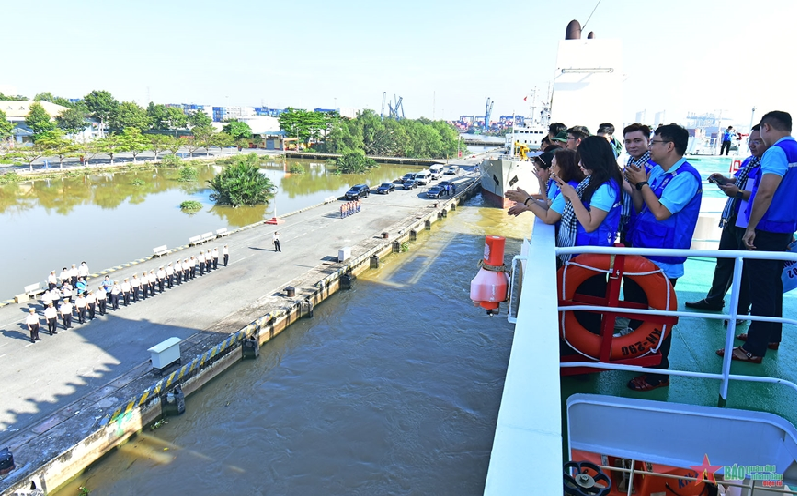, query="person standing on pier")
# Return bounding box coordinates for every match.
[122,278,133,306]
[75,293,87,324]
[273,232,281,252]
[205,250,213,271]
[174,260,183,284]
[157,266,166,293]
[148,270,157,297]
[76,277,87,296]
[86,290,97,320]
[78,261,89,281]
[48,271,57,290]
[189,256,197,280]
[60,298,74,329]
[59,267,70,287]
[44,303,58,335]
[720,126,736,156]
[223,244,229,266]
[182,259,190,281]
[96,286,107,315]
[102,275,113,294]
[110,281,121,310]
[212,248,219,269]
[69,264,78,287]
[199,251,206,275]
[131,274,140,302]
[166,263,174,288]
[61,282,73,302]
[26,308,42,343]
